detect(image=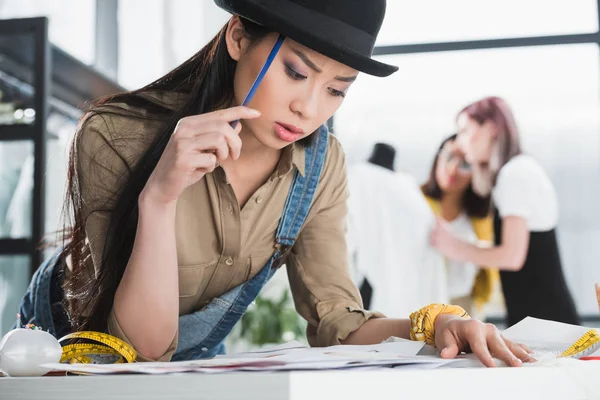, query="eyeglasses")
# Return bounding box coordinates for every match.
[441,150,472,174]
